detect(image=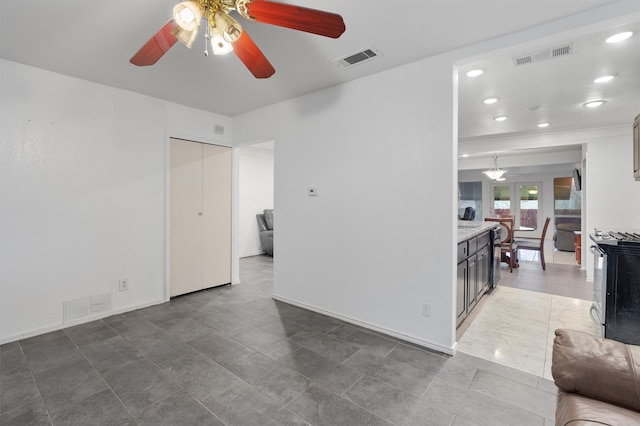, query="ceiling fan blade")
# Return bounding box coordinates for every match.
[232,30,276,79]
[244,0,345,38]
[130,19,179,66]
